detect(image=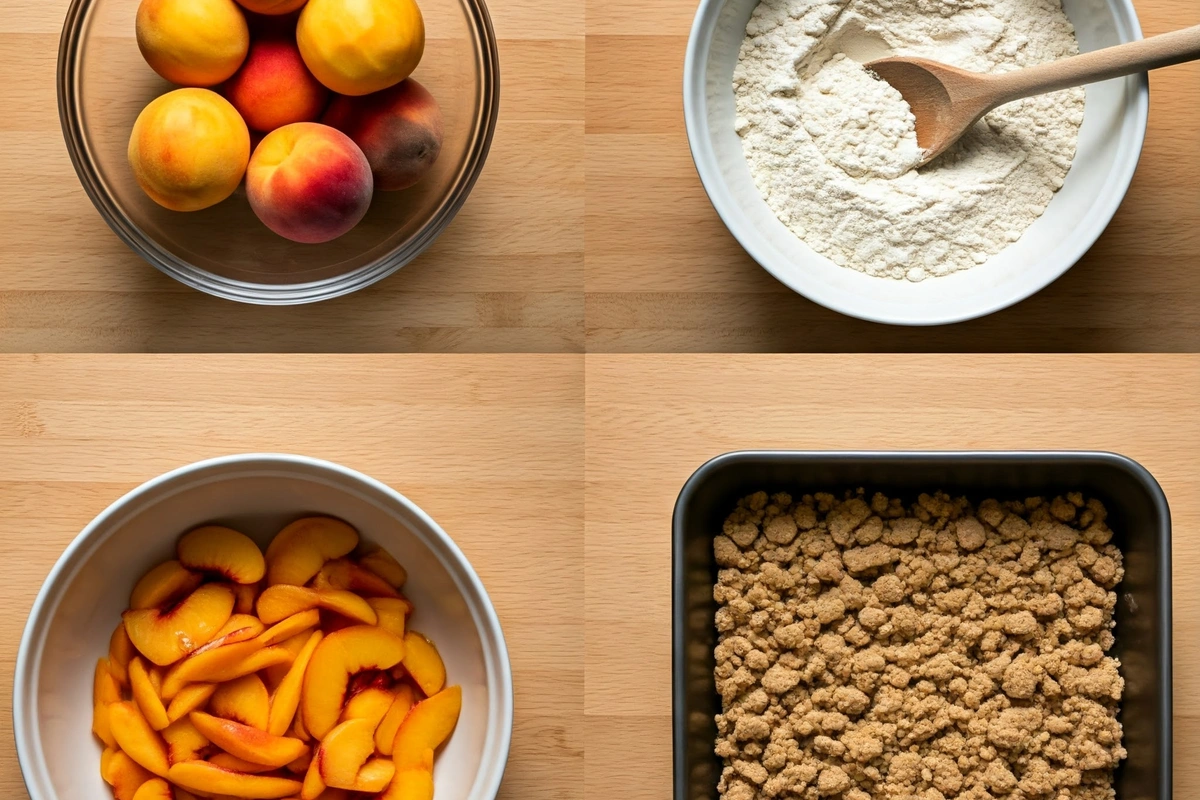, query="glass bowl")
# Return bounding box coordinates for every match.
[58,0,499,304]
